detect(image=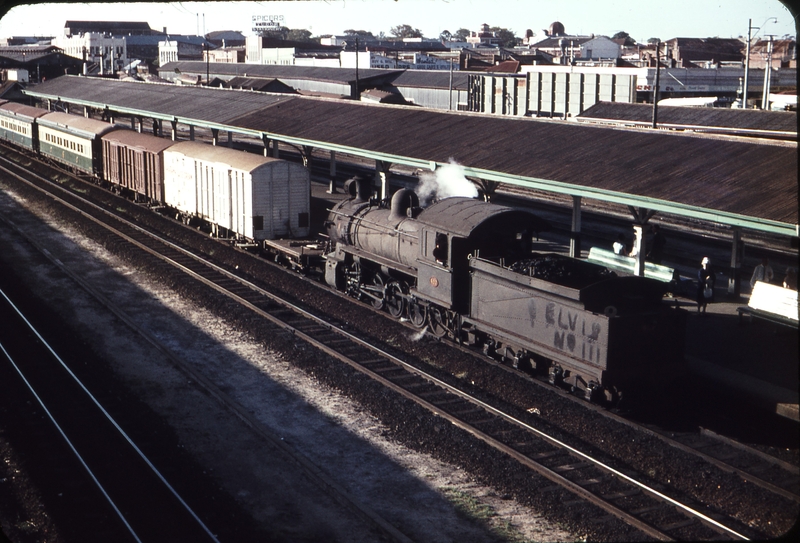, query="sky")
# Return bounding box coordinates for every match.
[0,0,796,44]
